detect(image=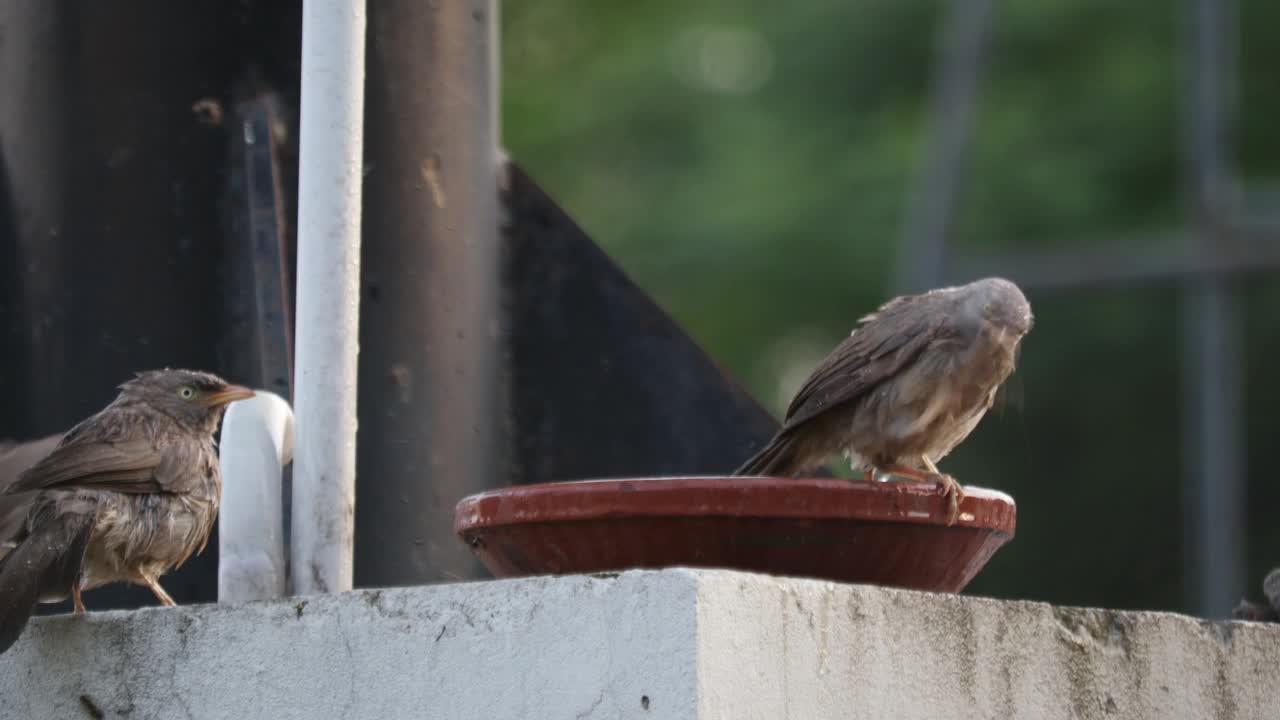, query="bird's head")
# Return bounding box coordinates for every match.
[118,369,255,434]
[966,277,1034,340]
